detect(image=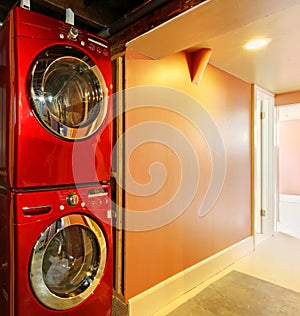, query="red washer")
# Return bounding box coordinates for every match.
[0,7,112,189]
[0,185,113,316]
